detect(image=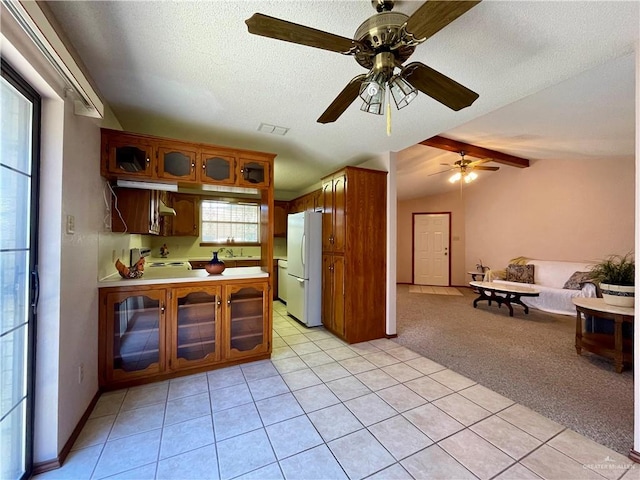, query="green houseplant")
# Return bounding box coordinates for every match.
[589,253,635,307]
